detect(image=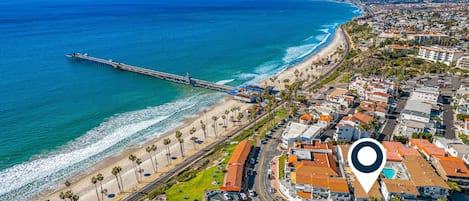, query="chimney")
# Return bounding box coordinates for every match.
[456,168,461,173]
